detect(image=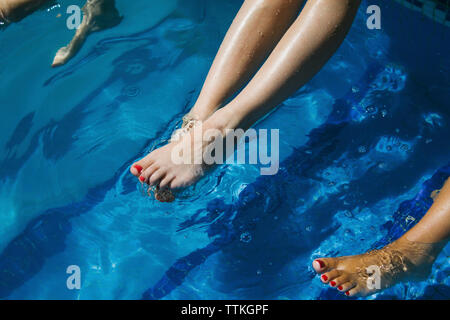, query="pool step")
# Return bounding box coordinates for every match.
[394,0,450,26]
